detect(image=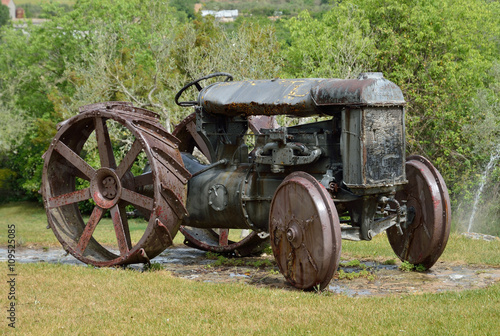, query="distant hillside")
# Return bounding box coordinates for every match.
[199,0,331,16]
[15,0,330,19]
